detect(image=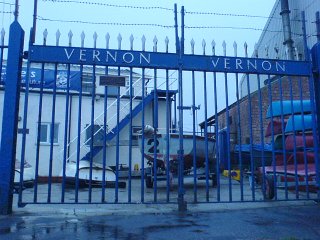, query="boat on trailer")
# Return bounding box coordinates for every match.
[63,160,126,188]
[139,126,217,188]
